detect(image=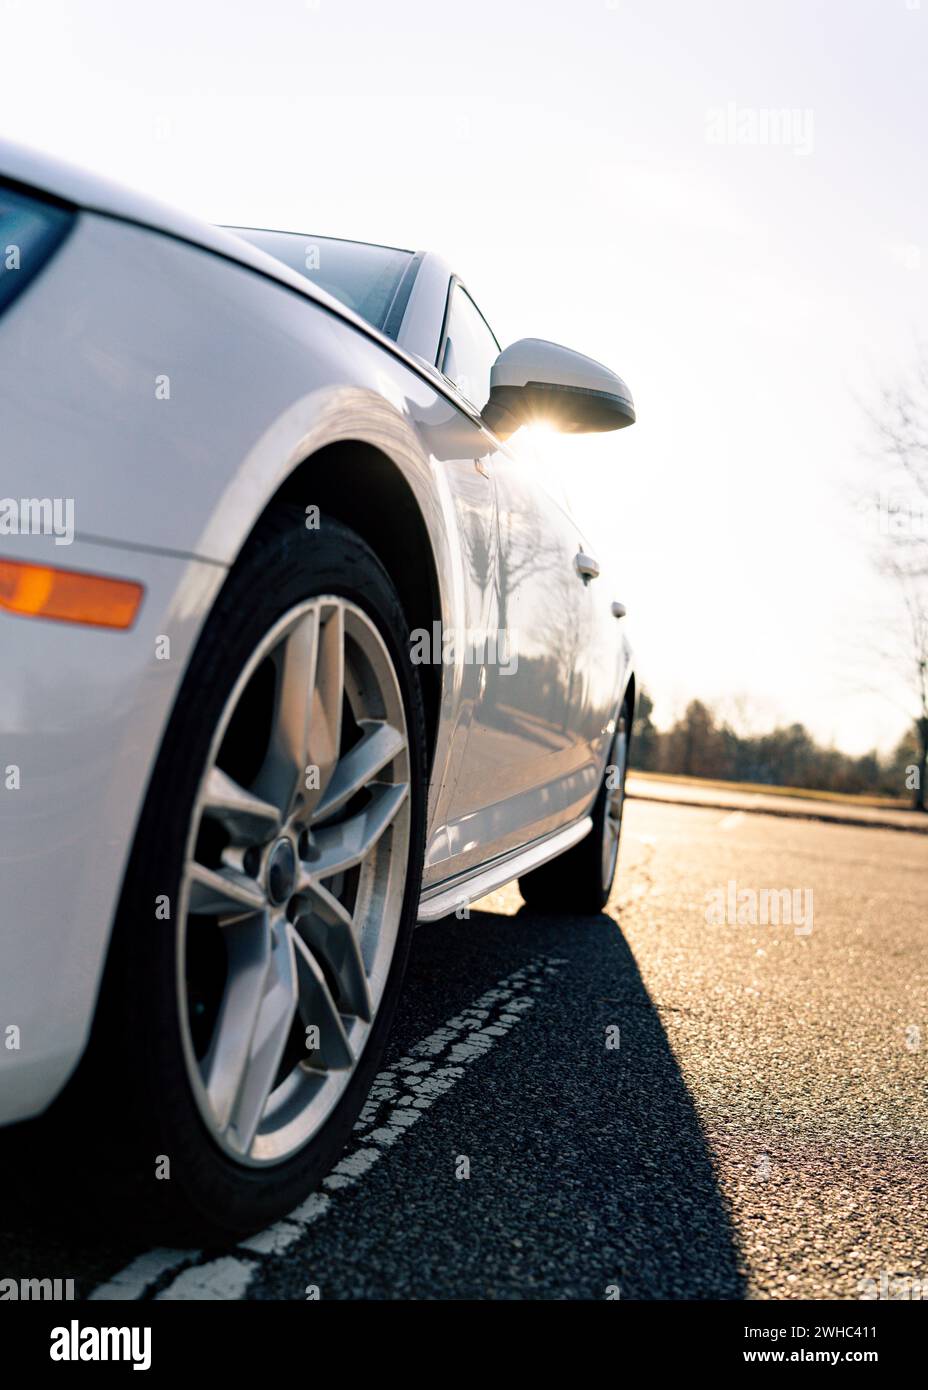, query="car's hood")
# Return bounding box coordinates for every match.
[0,137,367,329]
